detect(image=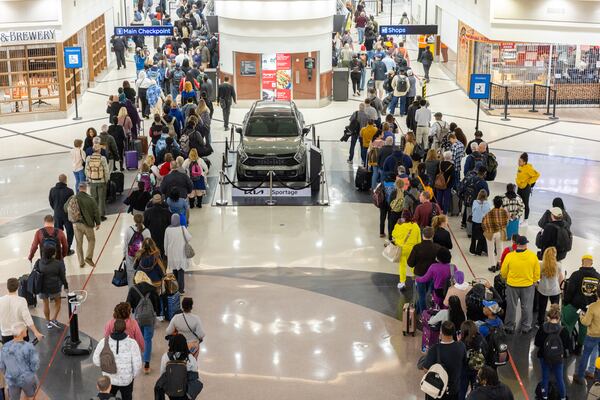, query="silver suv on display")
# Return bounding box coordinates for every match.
[236,101,310,181]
